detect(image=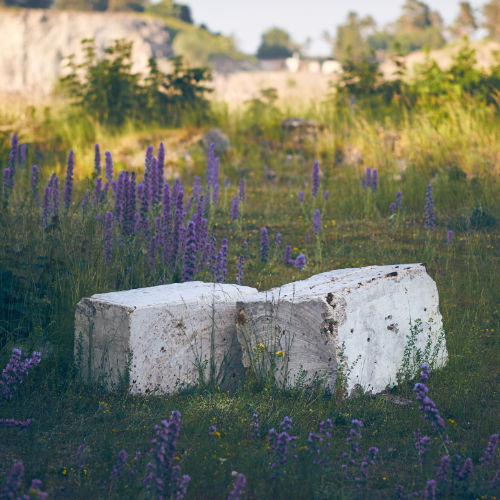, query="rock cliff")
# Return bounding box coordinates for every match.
[0,9,173,95]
